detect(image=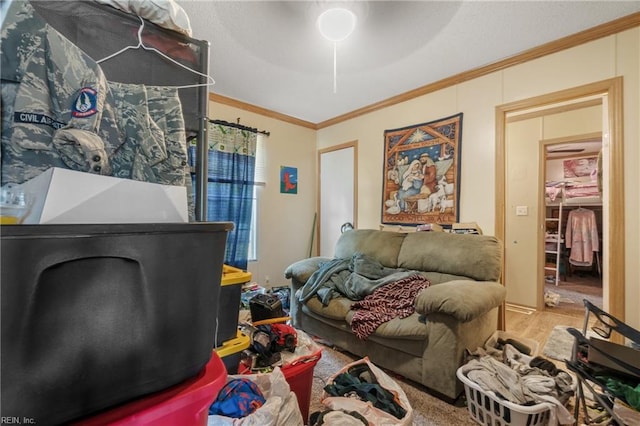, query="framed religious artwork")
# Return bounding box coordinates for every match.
[381,113,463,226]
